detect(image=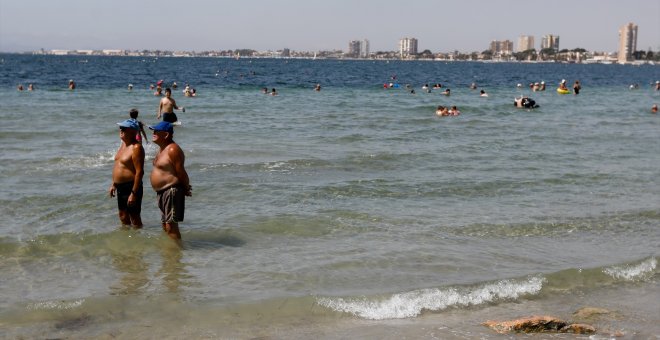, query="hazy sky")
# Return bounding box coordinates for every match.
[1,0,658,53]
